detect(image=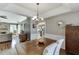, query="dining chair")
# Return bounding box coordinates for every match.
[43,39,64,55]
[0,48,17,55]
[43,43,57,55]
[54,39,64,55]
[12,34,20,48]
